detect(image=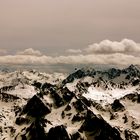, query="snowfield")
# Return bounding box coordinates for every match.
[83,85,139,105]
